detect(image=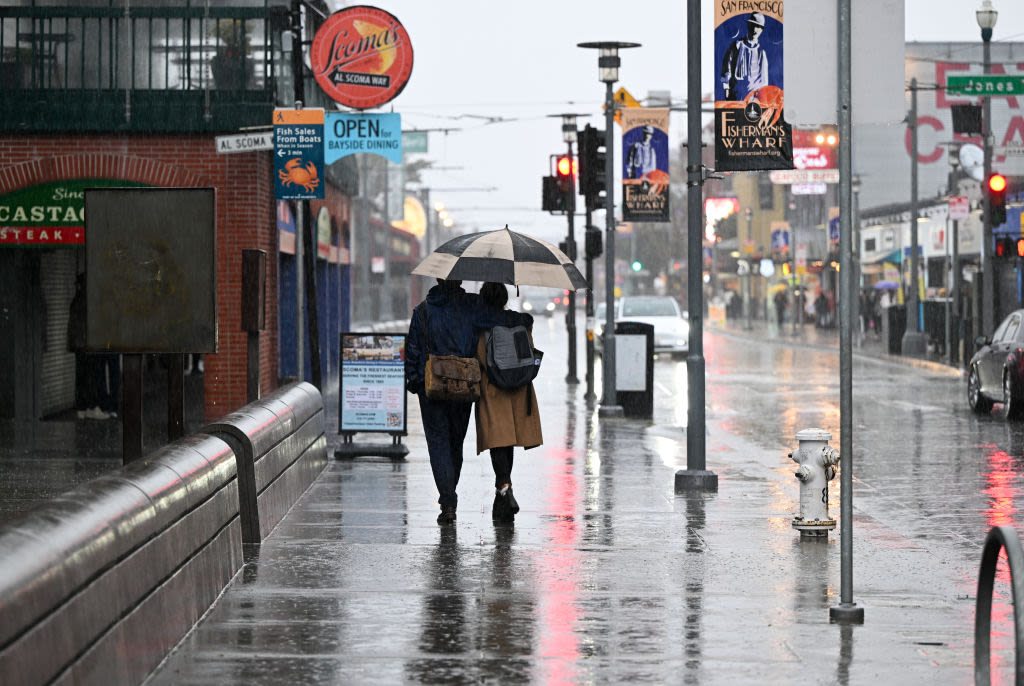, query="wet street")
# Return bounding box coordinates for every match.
[146,316,1020,685]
